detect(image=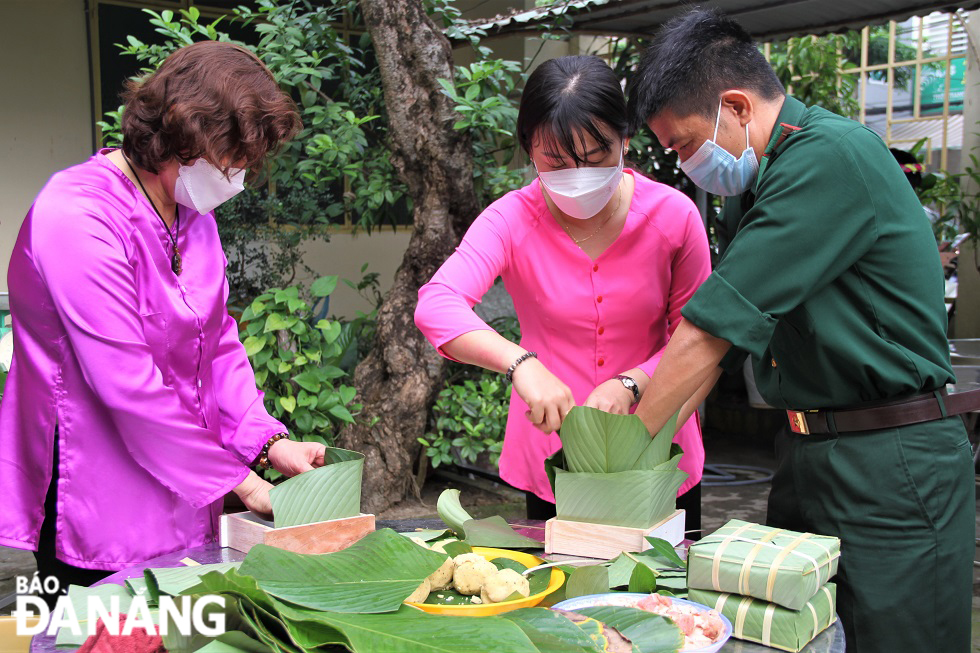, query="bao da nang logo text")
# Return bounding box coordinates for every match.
[13,575,226,638]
